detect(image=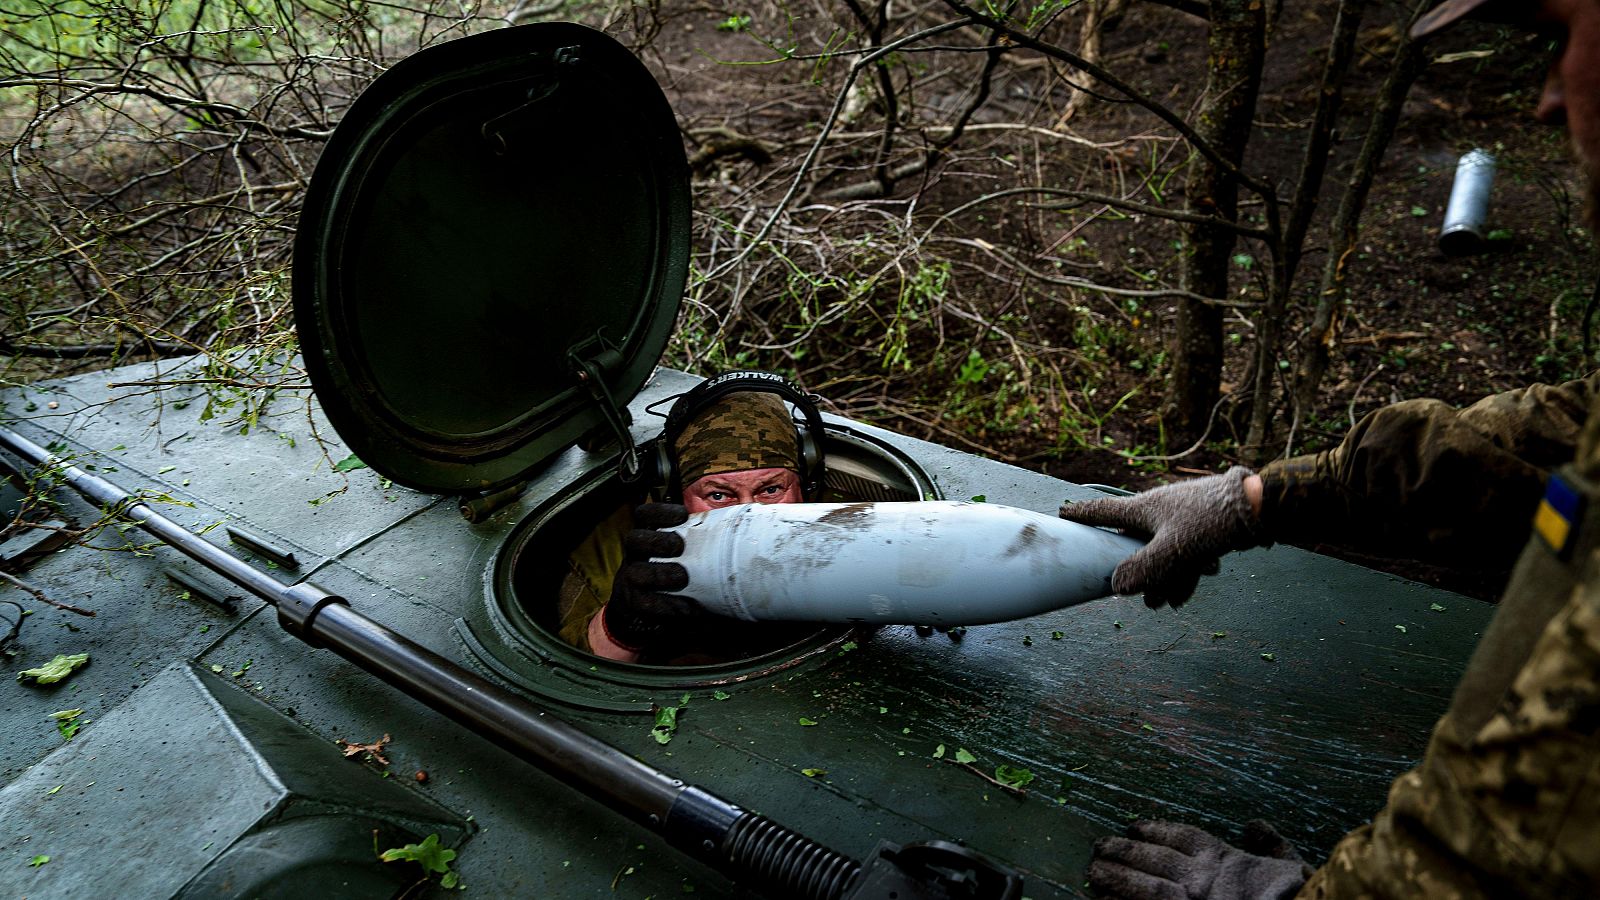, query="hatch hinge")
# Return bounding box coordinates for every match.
[569,340,641,482]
